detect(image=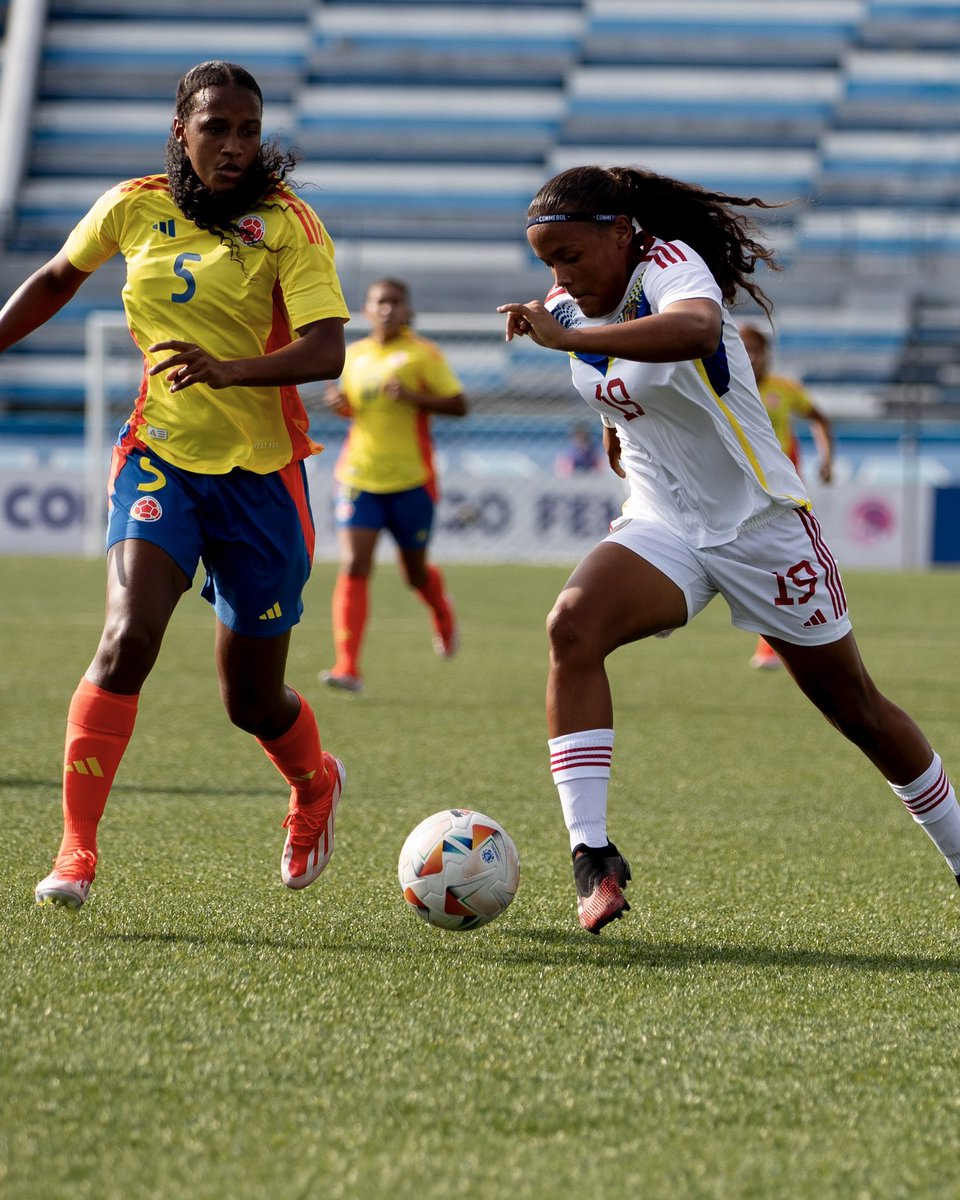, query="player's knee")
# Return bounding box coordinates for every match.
[222,689,274,736]
[341,563,370,579]
[547,598,598,665]
[94,618,163,685]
